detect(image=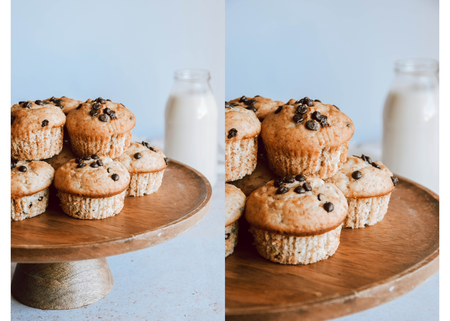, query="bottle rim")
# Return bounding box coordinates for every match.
[174,68,211,80]
[395,58,438,74]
